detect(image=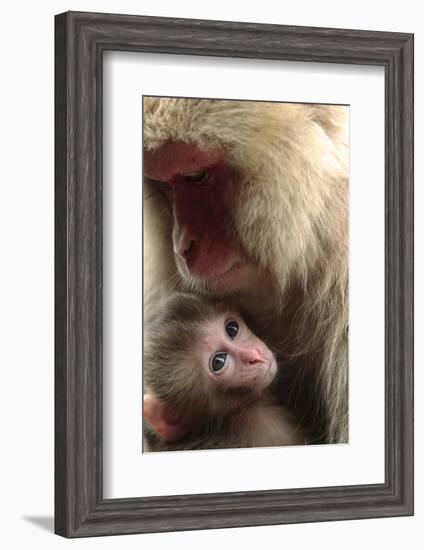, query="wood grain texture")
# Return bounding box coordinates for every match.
[54,11,414,538]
